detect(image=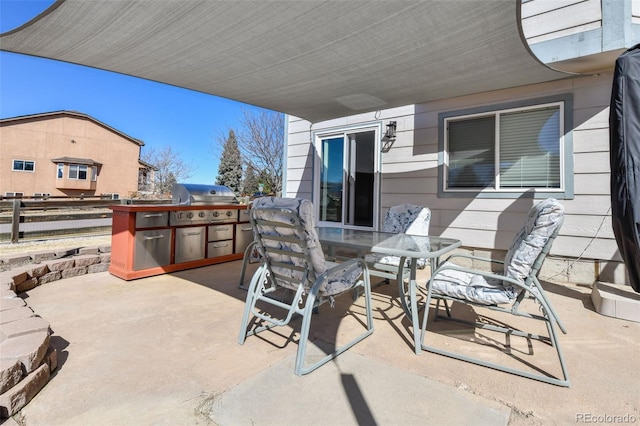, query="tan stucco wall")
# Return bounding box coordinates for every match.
[0,113,142,198]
